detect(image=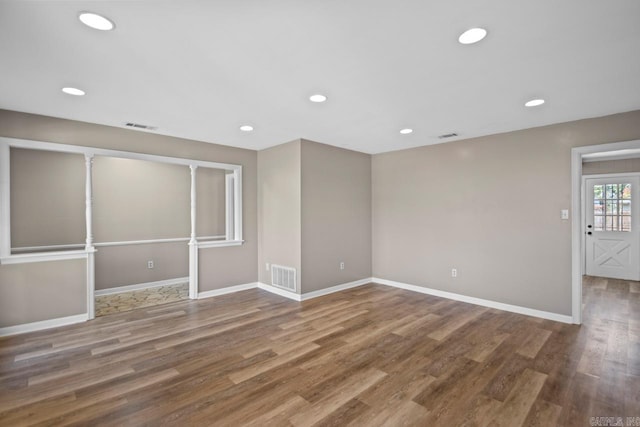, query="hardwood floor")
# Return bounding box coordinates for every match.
[0,278,638,426]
